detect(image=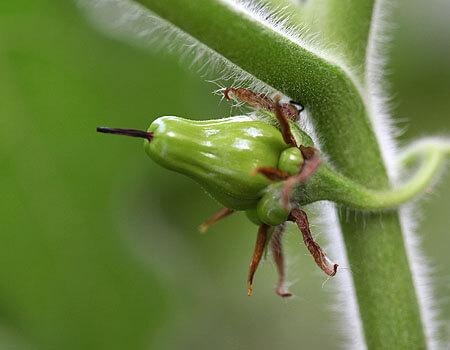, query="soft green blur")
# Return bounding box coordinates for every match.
[0,1,448,349]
